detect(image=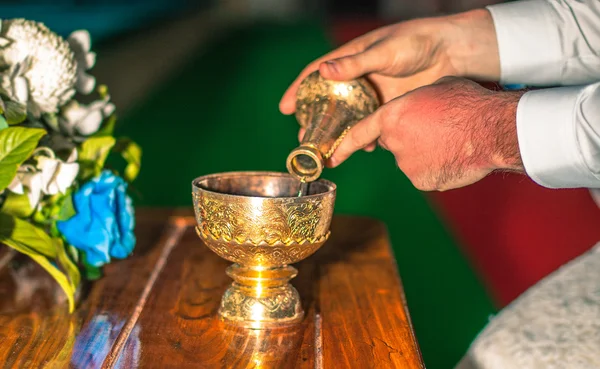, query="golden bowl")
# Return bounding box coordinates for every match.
[191,171,336,328]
